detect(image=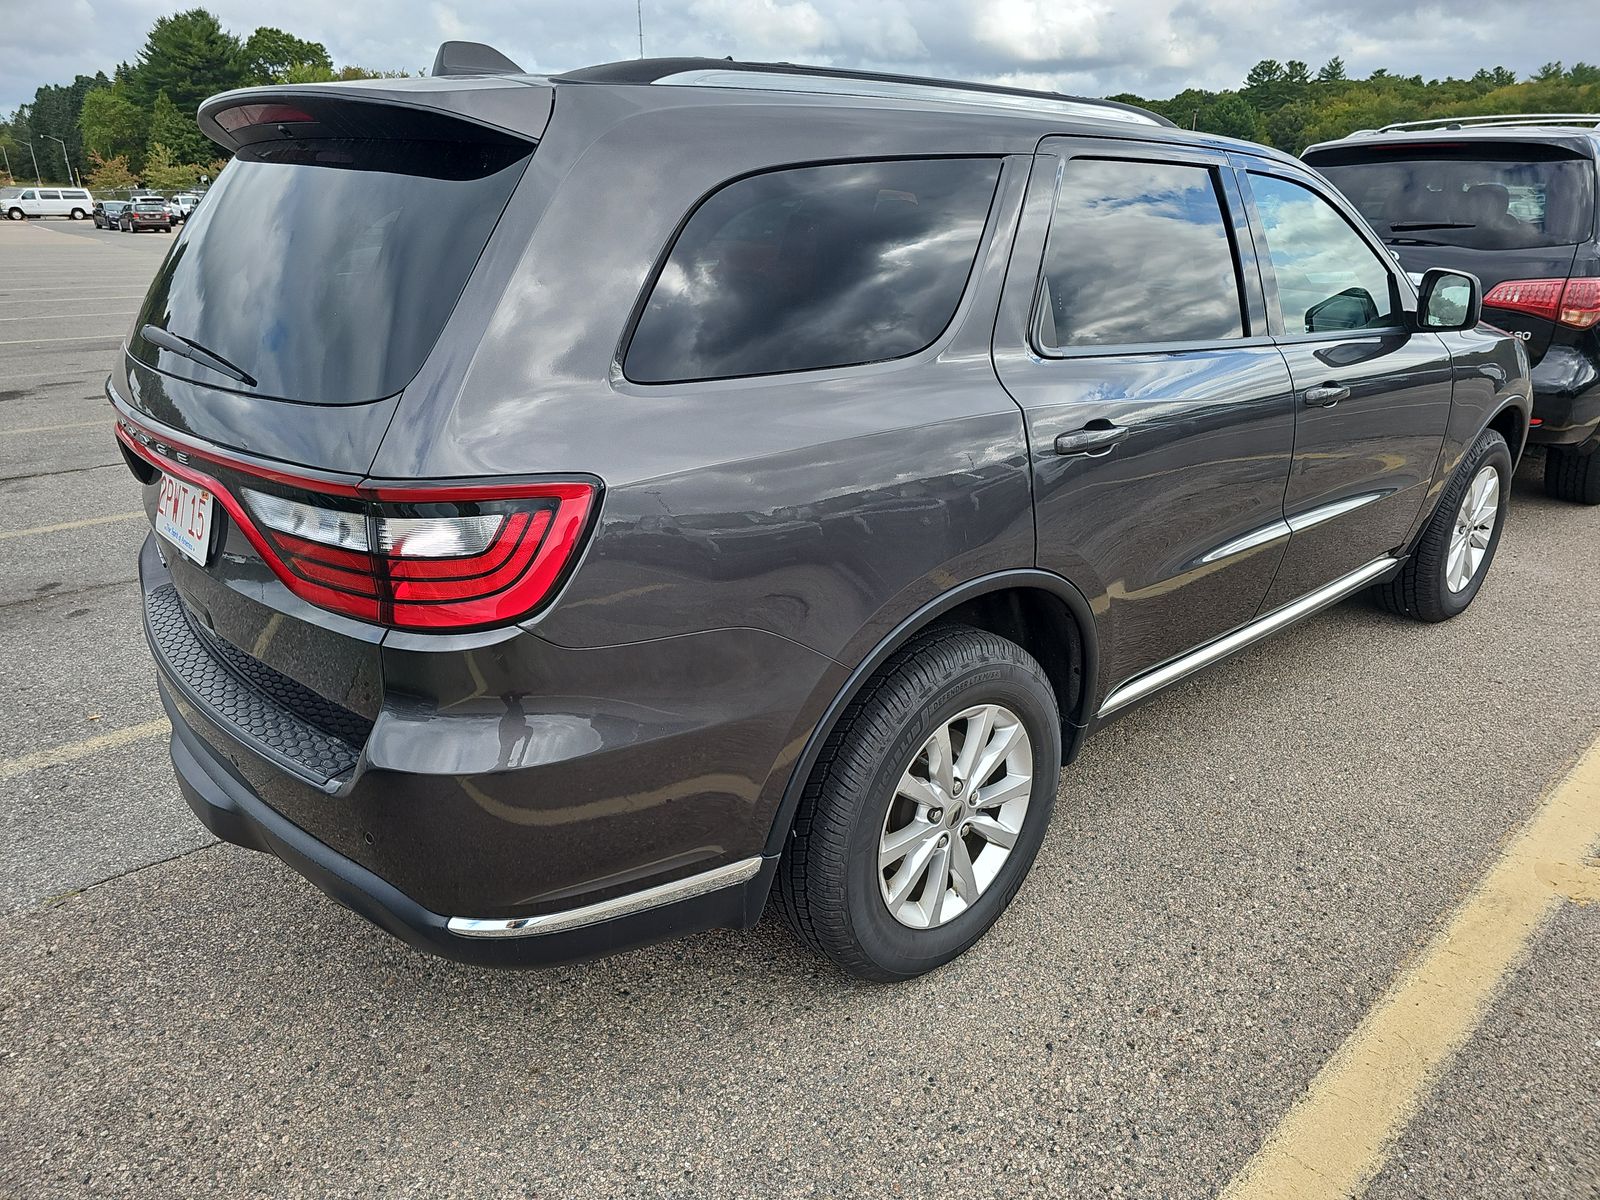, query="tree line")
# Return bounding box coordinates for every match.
[0,8,403,192]
[1113,56,1600,149]
[5,15,1600,192]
